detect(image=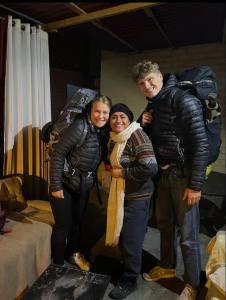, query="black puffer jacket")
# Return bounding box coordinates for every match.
[141,73,209,191]
[50,118,101,192]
